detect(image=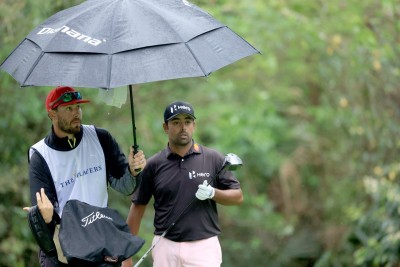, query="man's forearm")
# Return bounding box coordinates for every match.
[126,203,146,235]
[213,188,243,205]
